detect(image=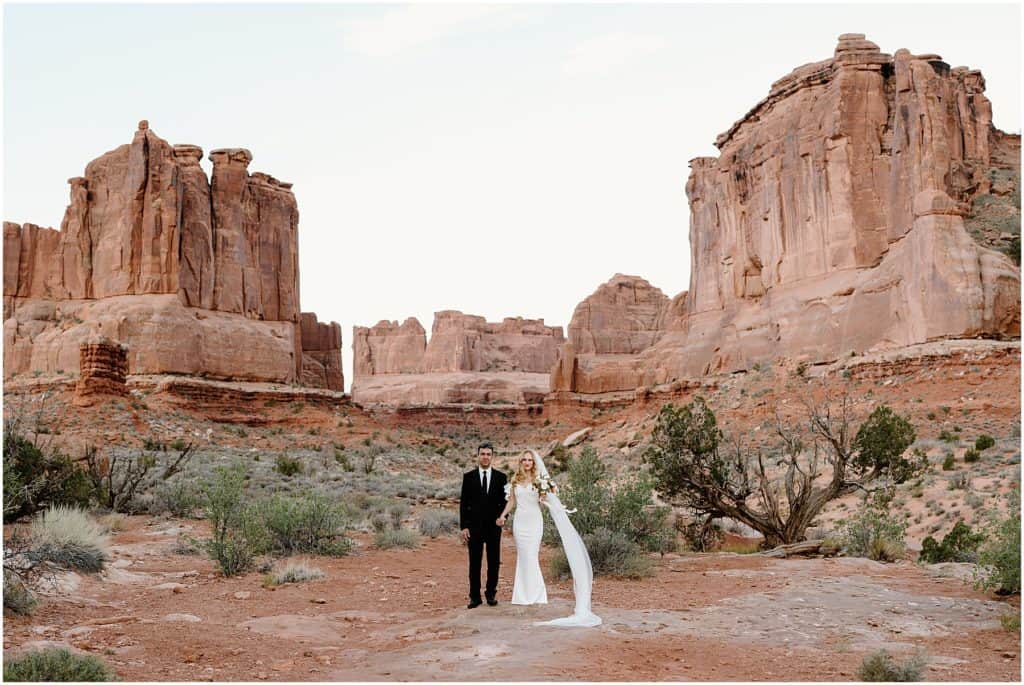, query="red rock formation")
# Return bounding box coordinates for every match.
[555,34,1021,396]
[299,312,344,391]
[566,274,669,354]
[4,122,328,388]
[352,311,563,405]
[74,337,128,406]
